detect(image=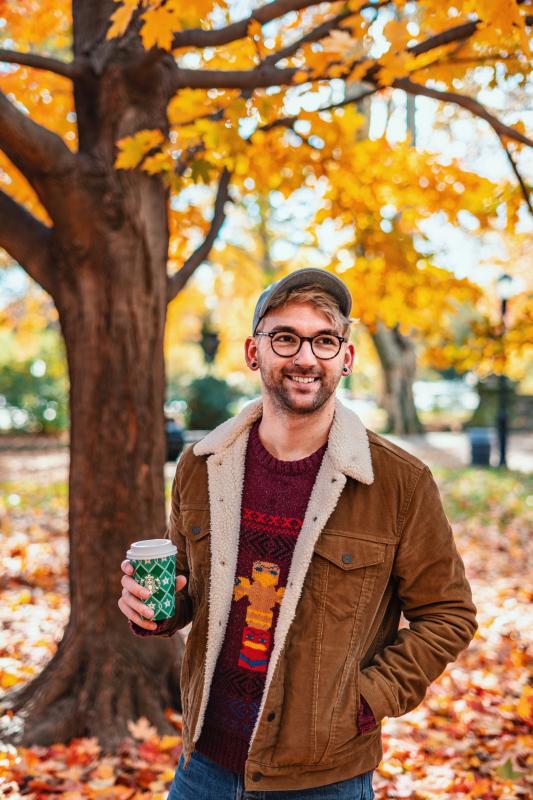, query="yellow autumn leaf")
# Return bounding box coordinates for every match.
[168,89,215,126]
[248,18,268,60]
[321,29,357,57]
[382,18,410,52]
[141,5,177,51]
[378,50,410,85]
[159,735,182,750]
[115,129,165,169]
[348,61,371,82]
[292,69,310,84]
[165,0,226,30]
[0,671,22,689]
[10,589,32,607]
[106,0,138,40]
[142,151,175,175]
[516,684,533,725]
[127,716,158,740]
